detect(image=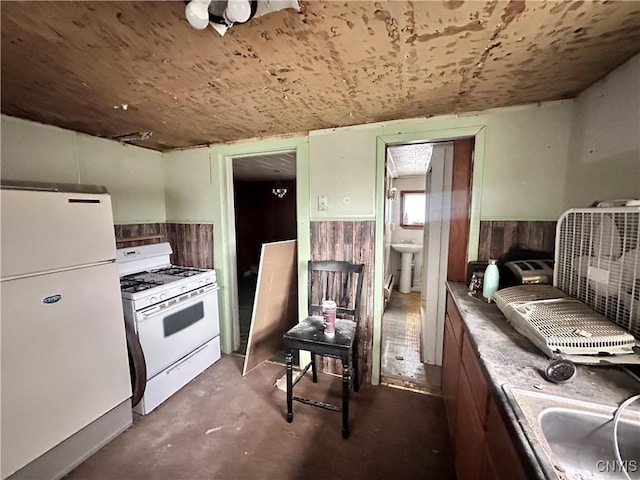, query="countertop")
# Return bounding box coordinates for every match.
[446,282,640,480]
